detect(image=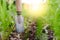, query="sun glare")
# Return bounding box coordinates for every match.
[22,0,48,17]
[31,5,39,11]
